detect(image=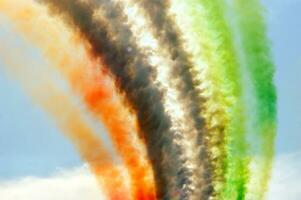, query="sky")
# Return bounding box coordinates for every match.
[0,0,300,199]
